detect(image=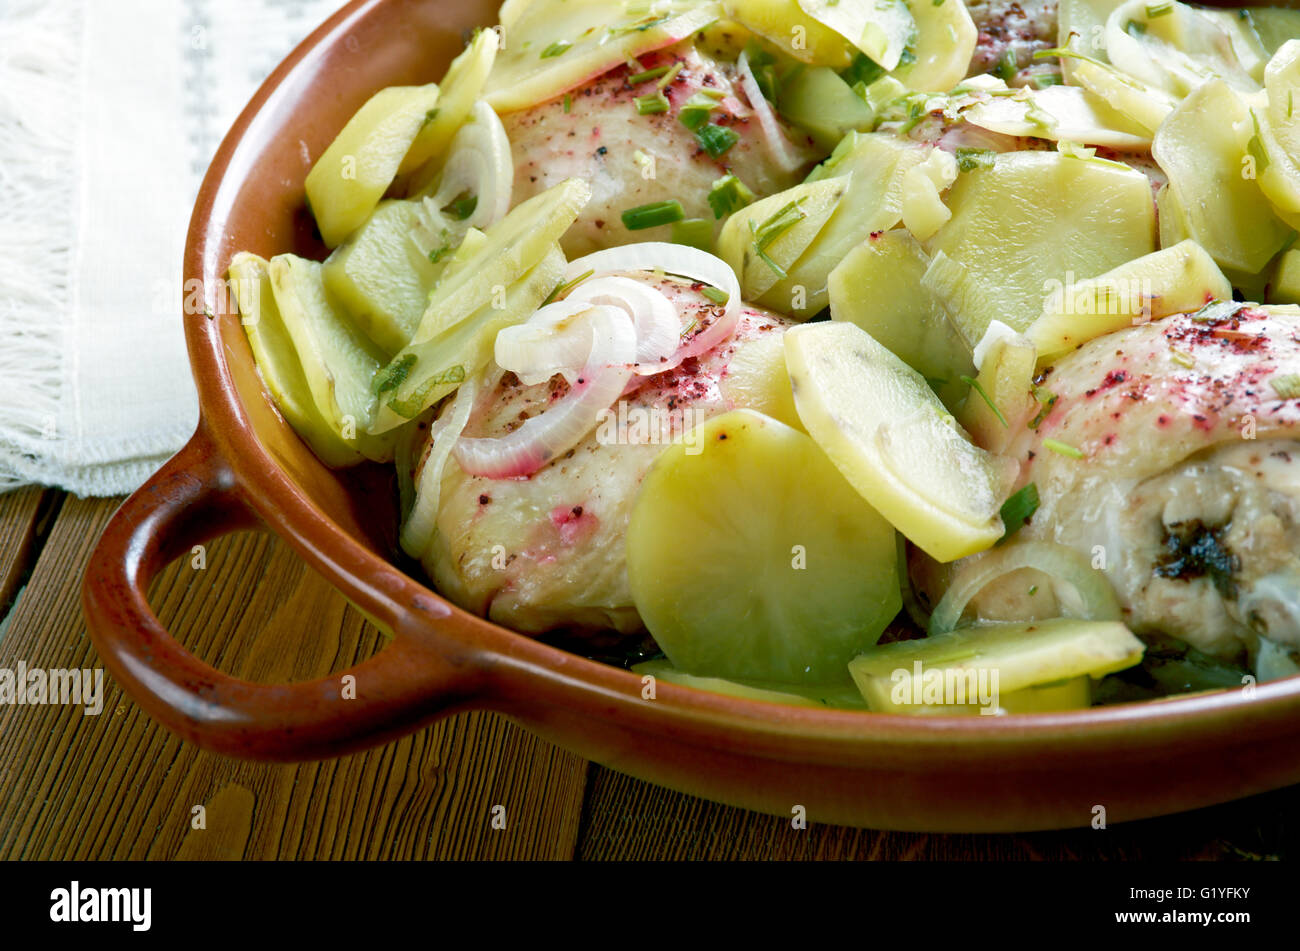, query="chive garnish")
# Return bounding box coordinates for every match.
[954,147,996,172]
[447,194,478,220]
[961,375,1008,428]
[541,269,595,306]
[748,199,806,278]
[622,199,685,230]
[998,483,1040,542]
[1146,1,1172,15]
[707,173,756,219]
[628,64,671,85]
[563,93,572,113]
[1190,299,1246,324]
[635,92,670,114]
[995,48,1018,81]
[1043,438,1084,459]
[540,41,571,59]
[695,123,739,158]
[678,92,720,131]
[671,218,713,251]
[1270,374,1300,399]
[700,285,729,305]
[373,353,416,396]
